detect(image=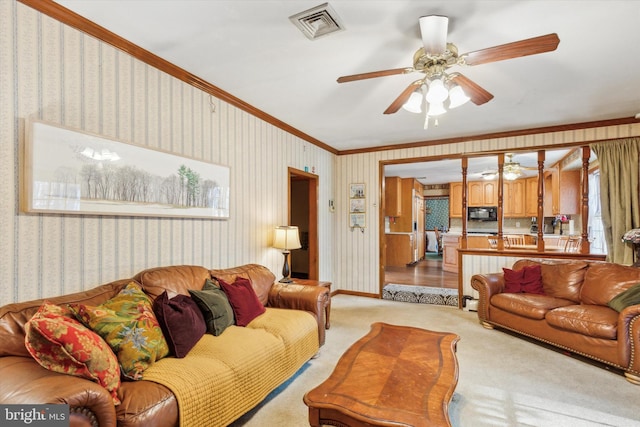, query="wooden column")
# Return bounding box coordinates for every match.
[537,150,546,252]
[497,154,505,250]
[581,146,591,254]
[461,158,468,249]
